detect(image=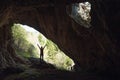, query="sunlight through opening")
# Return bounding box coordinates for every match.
[11,23,75,71]
[66,2,91,28]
